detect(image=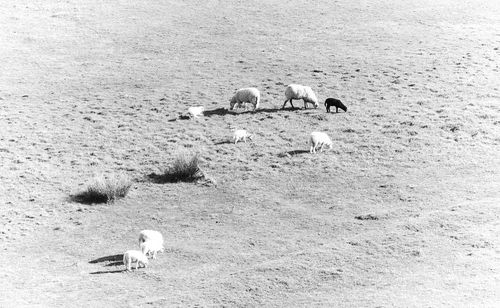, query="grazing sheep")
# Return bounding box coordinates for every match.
[282,84,319,109]
[123,250,148,271]
[187,106,204,118]
[139,230,164,259]
[325,98,347,113]
[230,88,260,111]
[310,132,333,153]
[233,129,252,144]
